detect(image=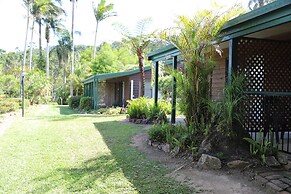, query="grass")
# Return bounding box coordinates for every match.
[0,105,195,193]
